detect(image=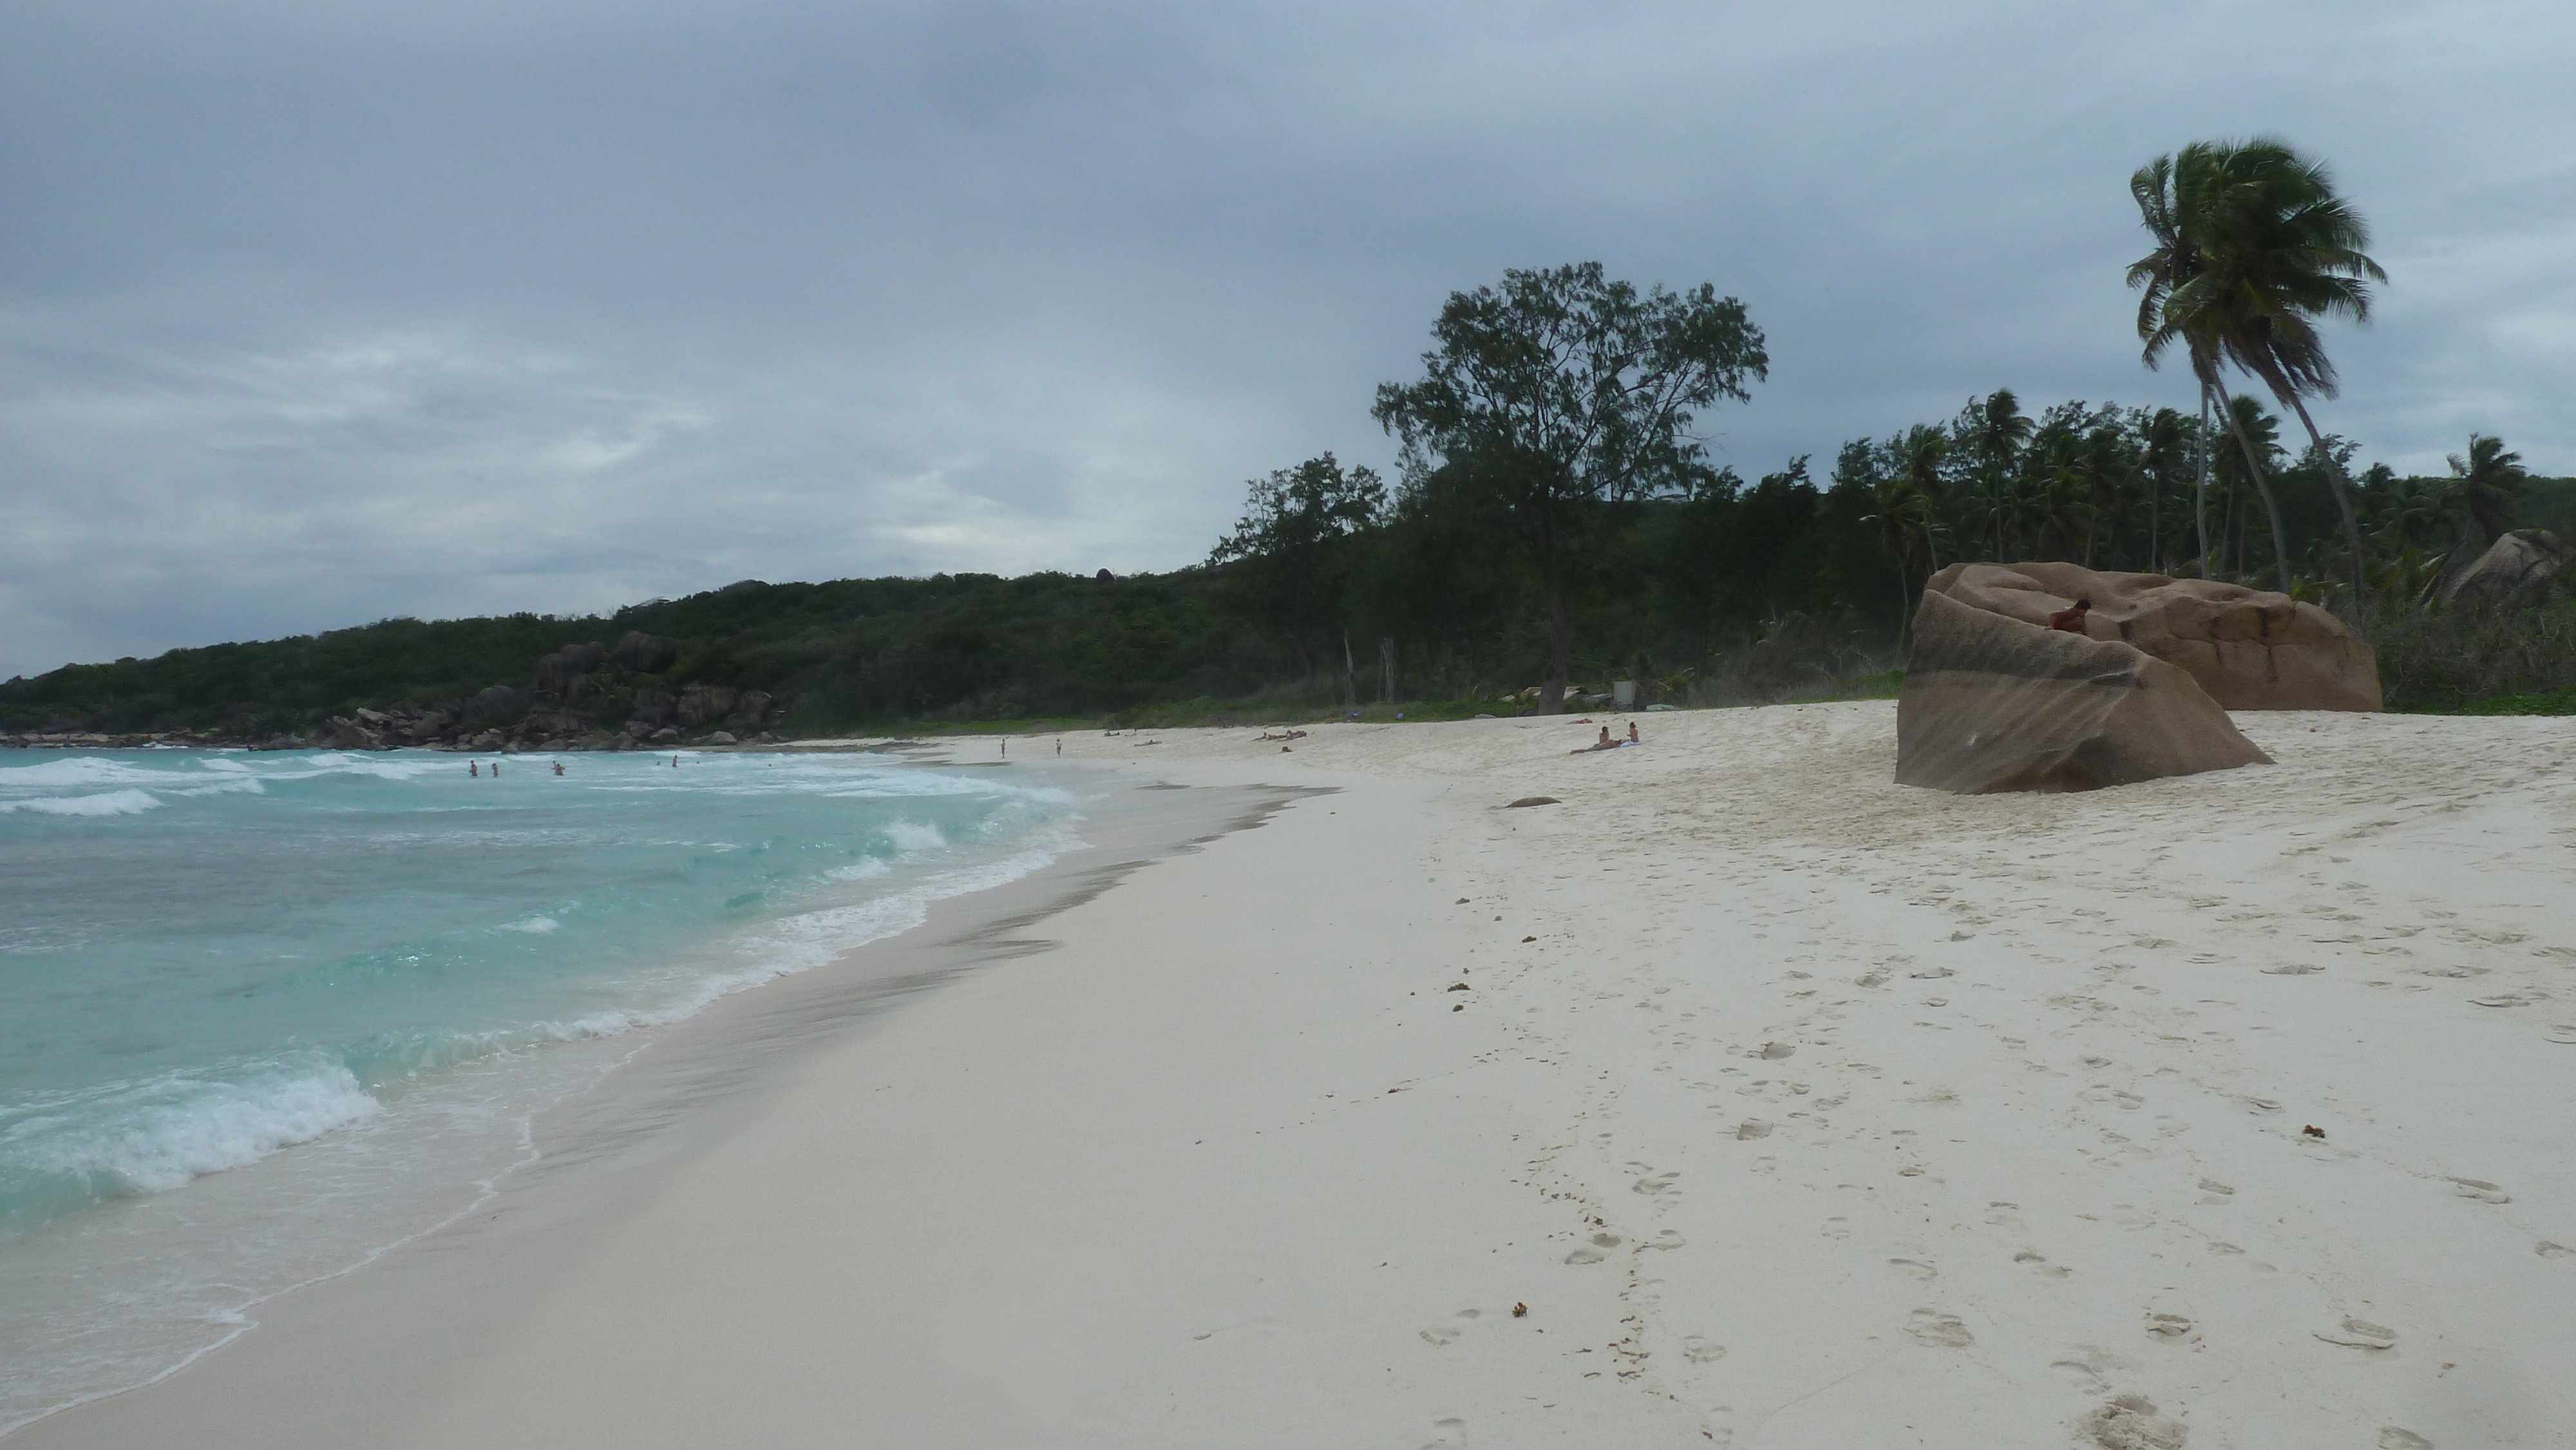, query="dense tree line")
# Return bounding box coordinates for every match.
[10,138,2572,735]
